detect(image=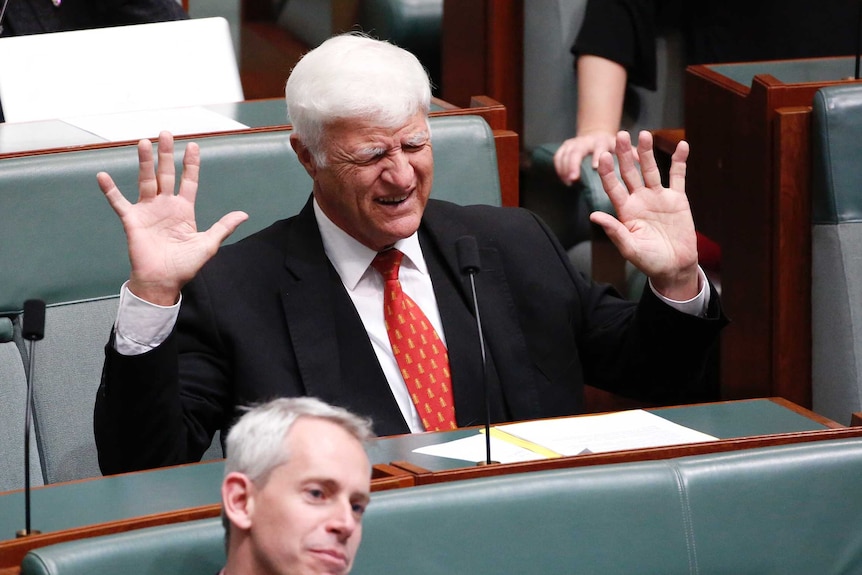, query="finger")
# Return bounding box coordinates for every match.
[96,172,132,218]
[591,140,612,170]
[597,150,629,210]
[137,138,157,199]
[554,143,584,185]
[156,131,176,196]
[204,211,249,246]
[637,131,662,190]
[614,131,643,194]
[668,139,690,193]
[178,141,201,203]
[589,210,633,260]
